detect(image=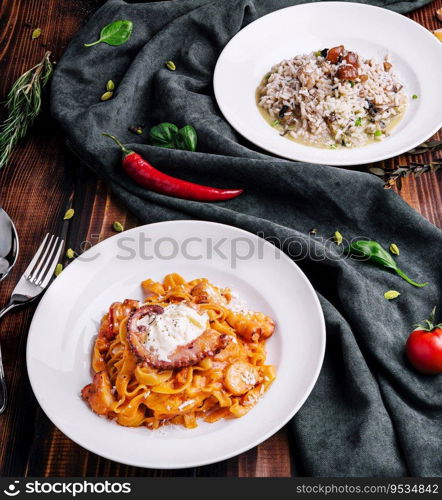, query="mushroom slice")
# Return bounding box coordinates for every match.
[126,304,230,369]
